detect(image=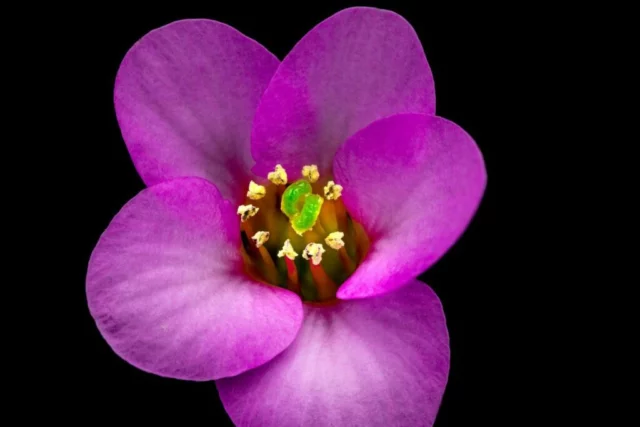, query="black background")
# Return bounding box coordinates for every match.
[59,2,507,425]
